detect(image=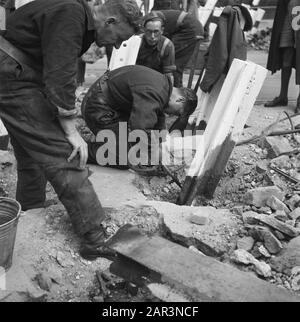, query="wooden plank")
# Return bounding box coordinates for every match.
[108,35,142,71]
[108,225,300,302]
[198,0,218,27]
